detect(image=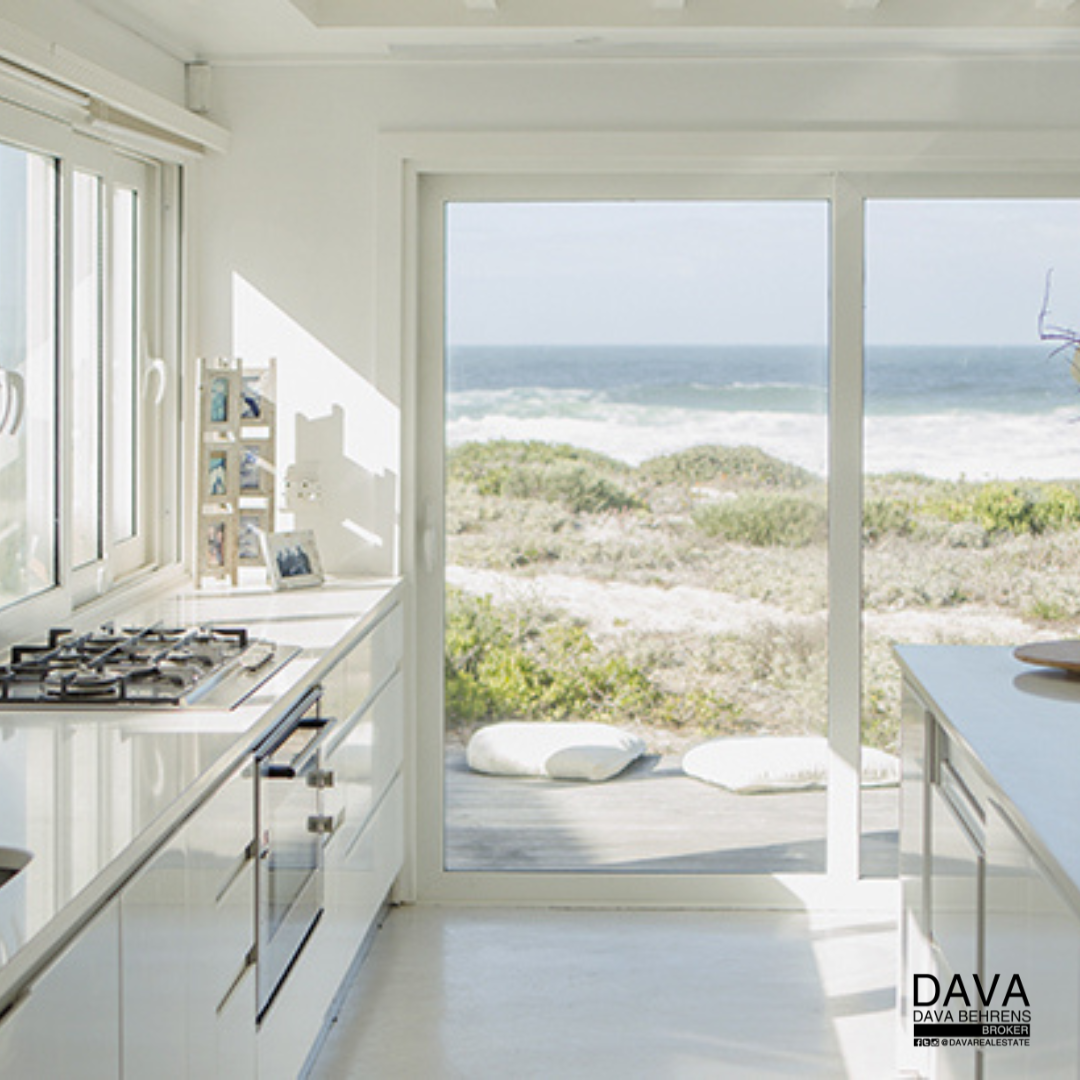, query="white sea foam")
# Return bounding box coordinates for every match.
[447,403,1080,481]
